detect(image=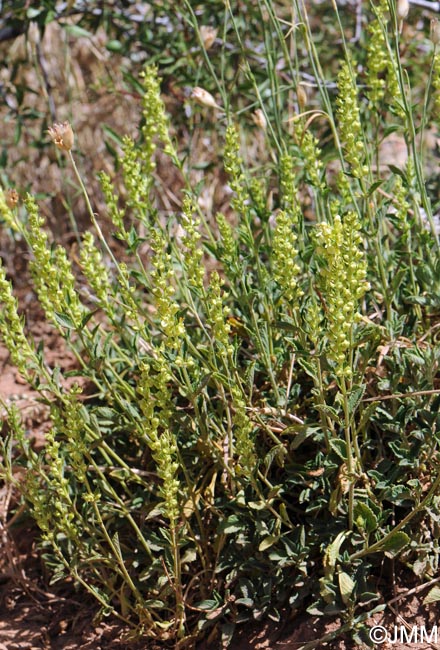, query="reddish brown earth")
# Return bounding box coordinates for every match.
[1,546,440,650]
